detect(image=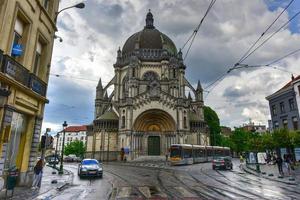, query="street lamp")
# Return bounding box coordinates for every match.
[54,132,60,169]
[54,2,85,22]
[59,121,68,175]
